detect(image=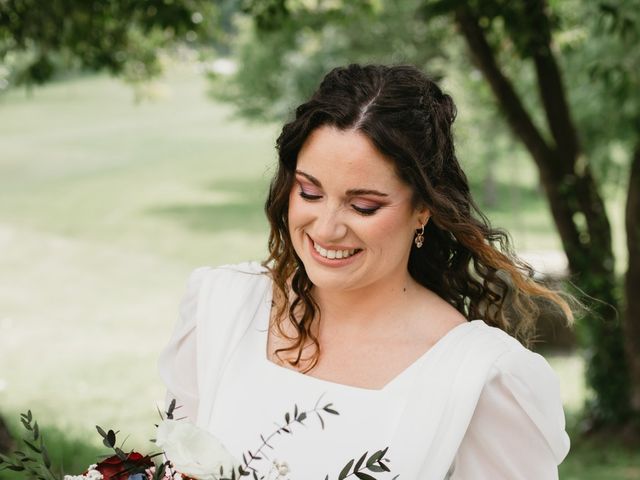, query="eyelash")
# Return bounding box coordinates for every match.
[298,190,380,216]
